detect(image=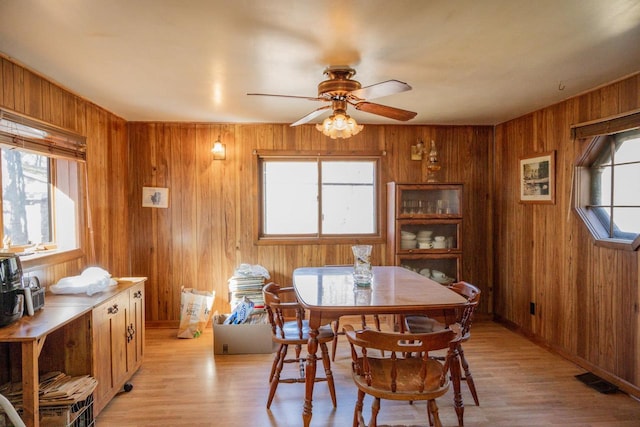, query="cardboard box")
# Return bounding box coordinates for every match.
[213,314,276,354]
